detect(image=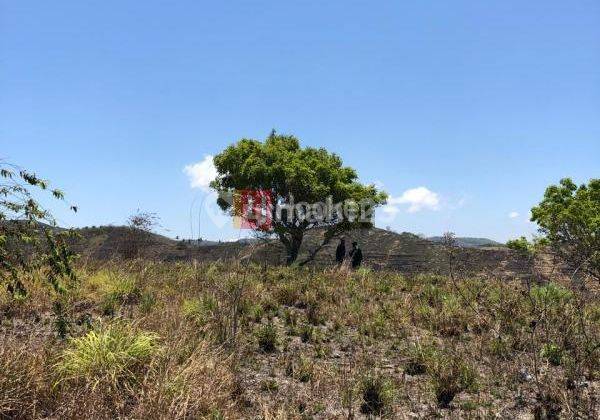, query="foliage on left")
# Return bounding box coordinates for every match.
[0,161,78,337]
